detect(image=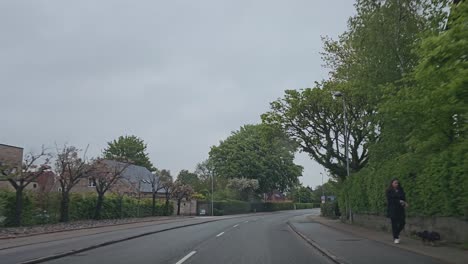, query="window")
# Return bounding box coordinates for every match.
[88,178,96,187]
[33,183,37,188]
